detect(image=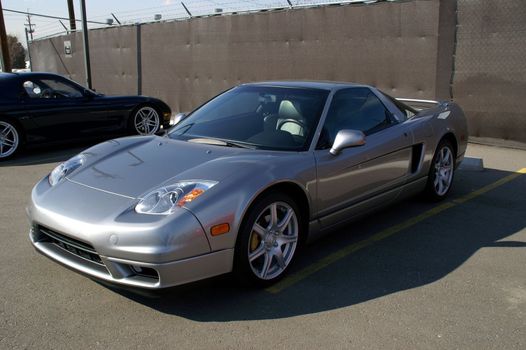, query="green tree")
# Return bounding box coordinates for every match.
[7,35,26,69]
